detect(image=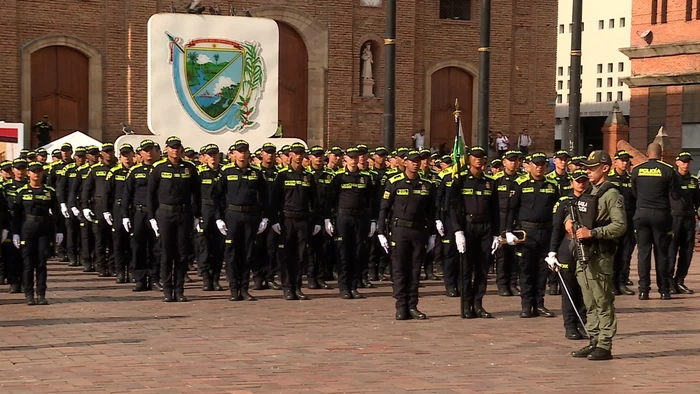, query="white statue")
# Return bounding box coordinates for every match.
[361,44,373,80]
[361,0,382,6]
